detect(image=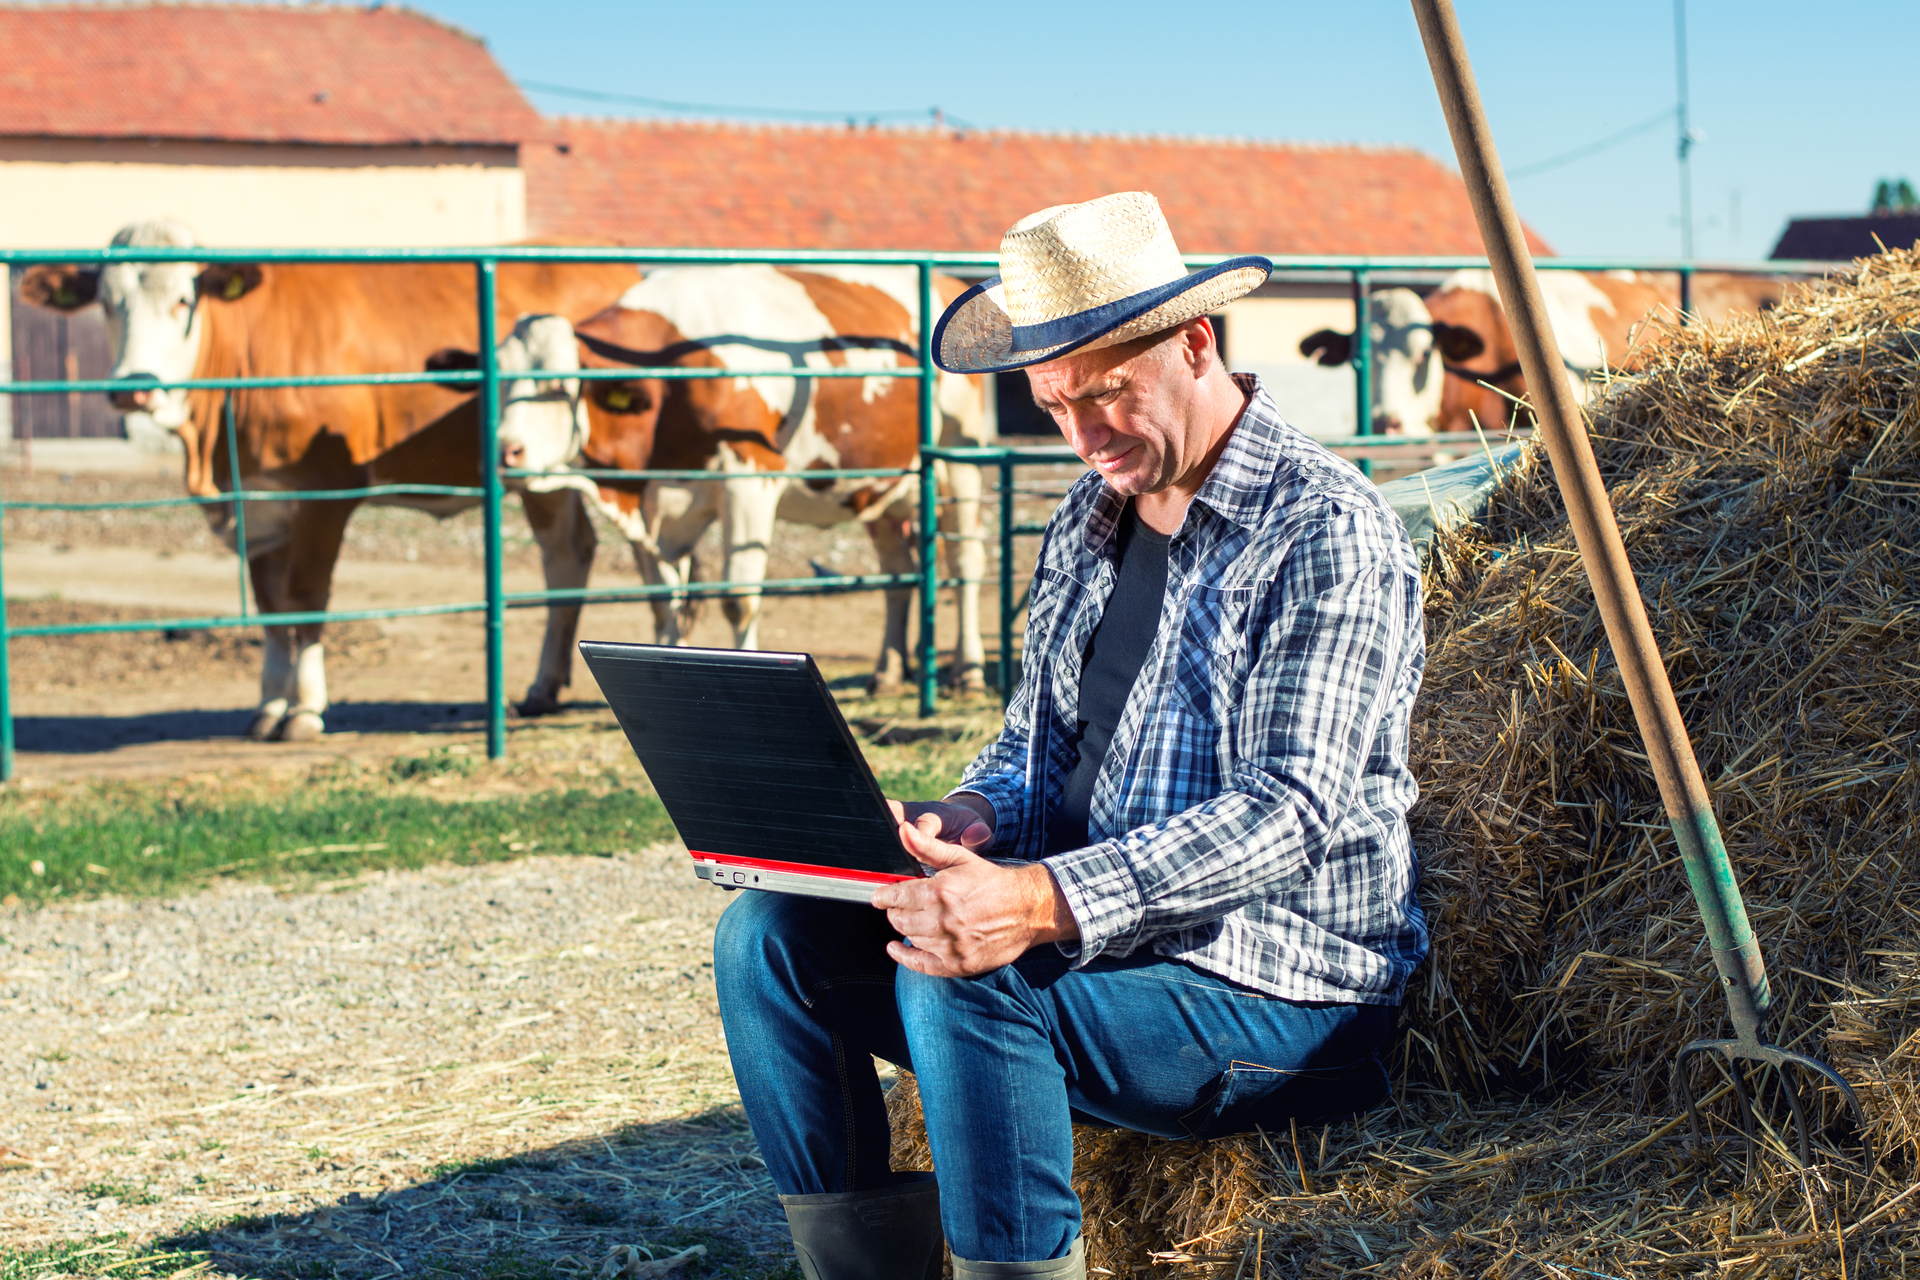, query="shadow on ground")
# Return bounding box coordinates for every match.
[14,699,618,754]
[149,1106,795,1280]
